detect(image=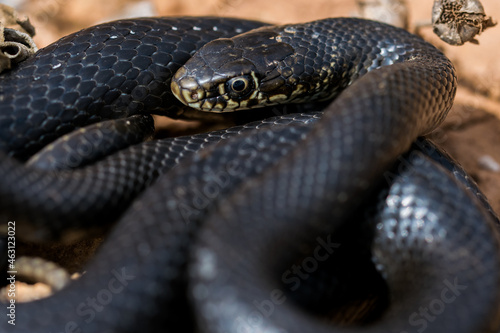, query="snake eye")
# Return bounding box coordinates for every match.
[226,76,253,97]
